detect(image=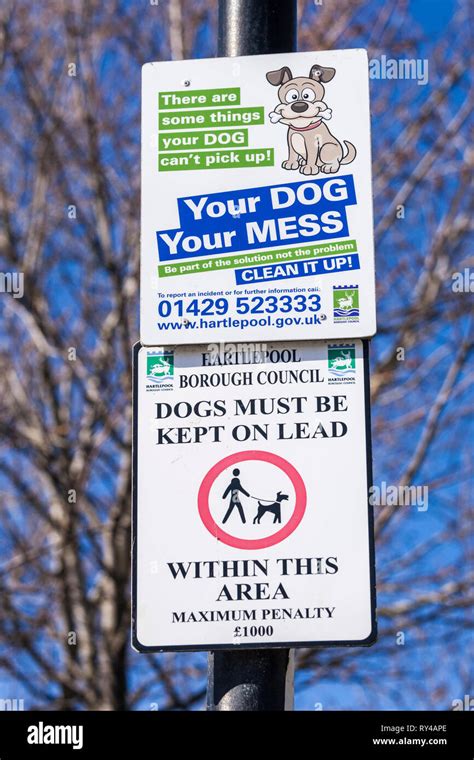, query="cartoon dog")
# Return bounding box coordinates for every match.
[266,64,356,175]
[253,492,289,525]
